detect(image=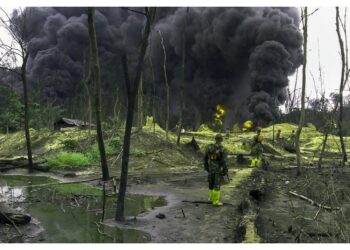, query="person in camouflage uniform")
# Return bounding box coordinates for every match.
[250,128,264,167]
[204,134,228,206]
